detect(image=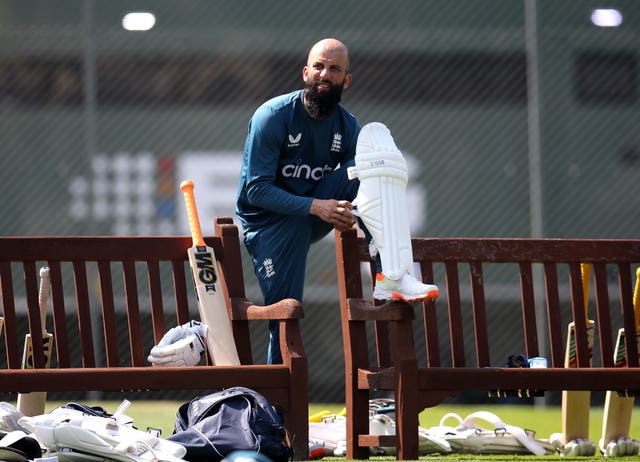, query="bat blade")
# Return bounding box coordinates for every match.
[601,267,640,446]
[561,263,594,444]
[187,244,240,365]
[181,179,240,366]
[17,266,53,416]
